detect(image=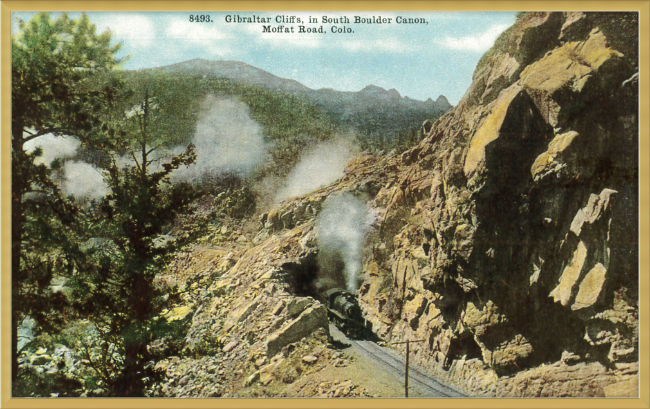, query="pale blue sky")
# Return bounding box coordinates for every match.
[12,11,517,104]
